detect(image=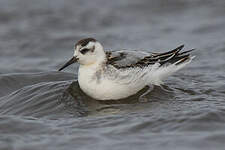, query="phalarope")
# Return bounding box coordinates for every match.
[59,38,195,100]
